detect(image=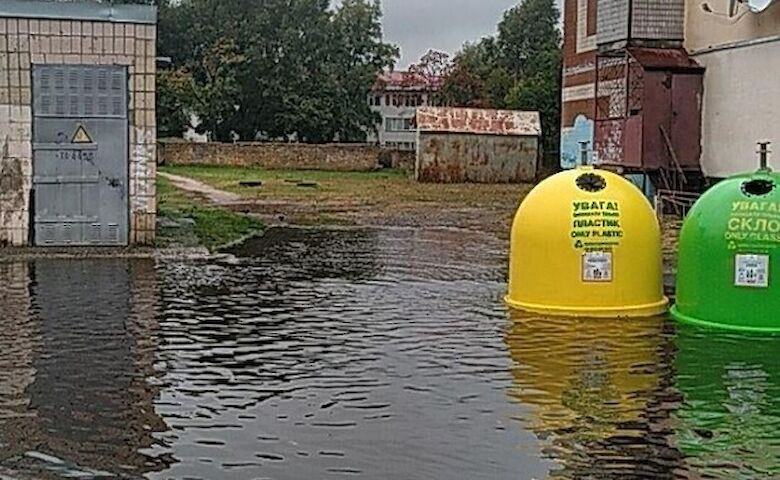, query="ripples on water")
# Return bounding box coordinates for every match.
[0,227,779,479]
